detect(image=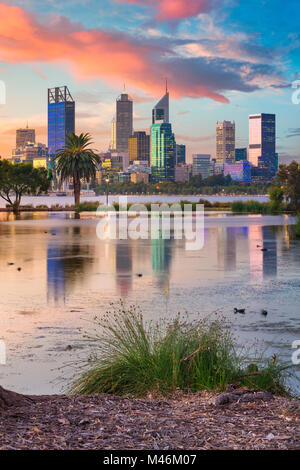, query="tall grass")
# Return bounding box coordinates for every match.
[232,200,272,214]
[69,305,291,397]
